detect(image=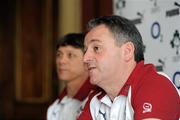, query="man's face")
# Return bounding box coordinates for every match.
[56,45,87,81]
[84,25,124,86]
